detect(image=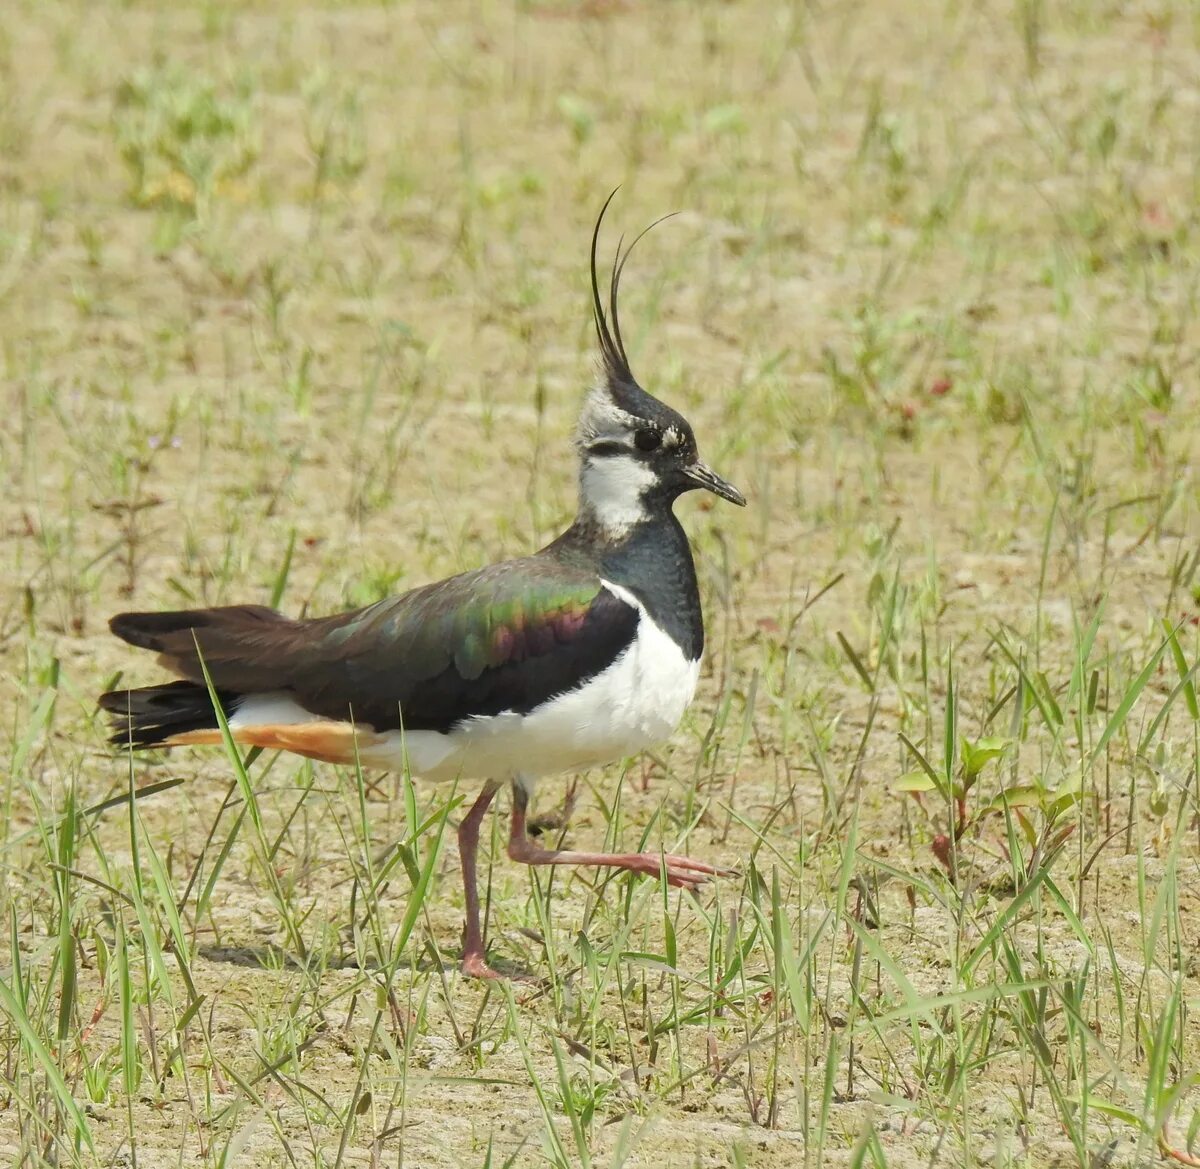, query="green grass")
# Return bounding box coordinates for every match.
[2,0,1200,1165]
